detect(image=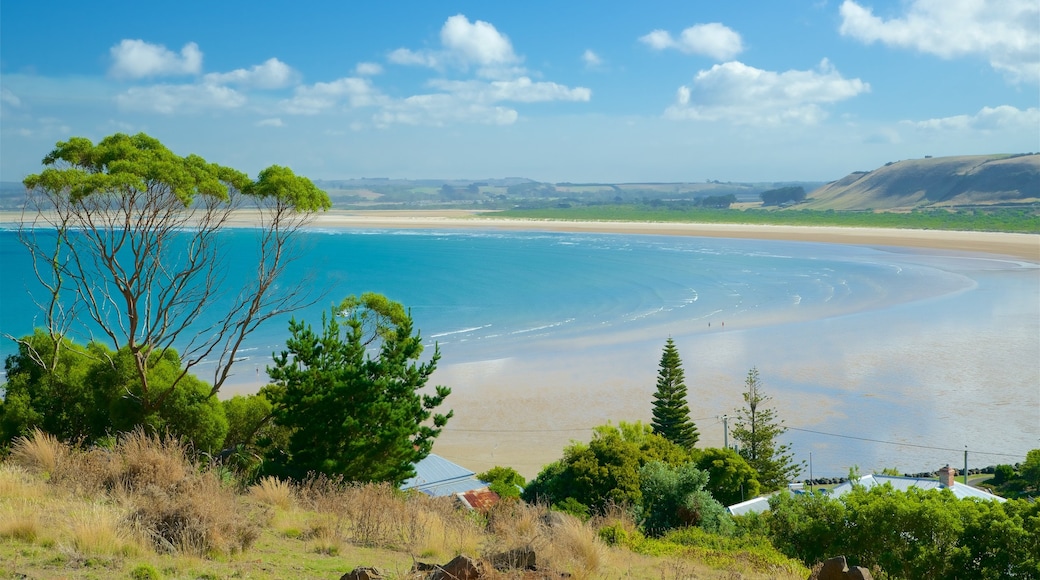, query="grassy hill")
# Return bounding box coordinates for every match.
[802,153,1040,211]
